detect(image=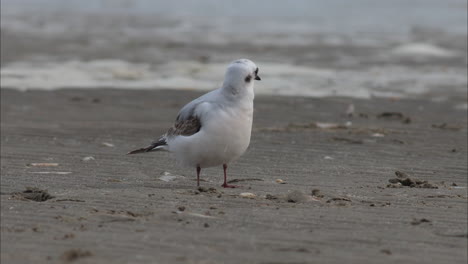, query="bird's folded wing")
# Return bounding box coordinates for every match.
[127,116,202,155]
[167,116,202,137]
[128,91,213,155]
